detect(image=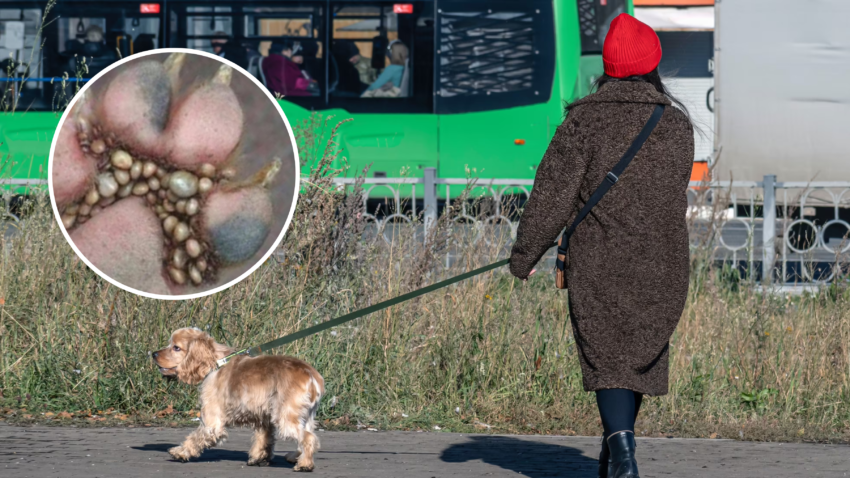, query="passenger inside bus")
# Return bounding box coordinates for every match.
[353,45,375,86]
[362,40,409,98]
[261,39,318,97]
[330,40,368,97]
[63,25,118,78]
[210,32,249,71]
[133,34,156,55]
[296,39,322,82]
